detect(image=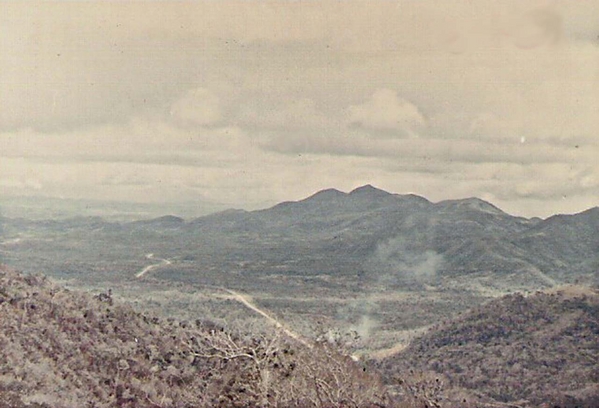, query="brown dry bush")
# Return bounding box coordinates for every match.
[1,265,420,407]
[378,290,599,407]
